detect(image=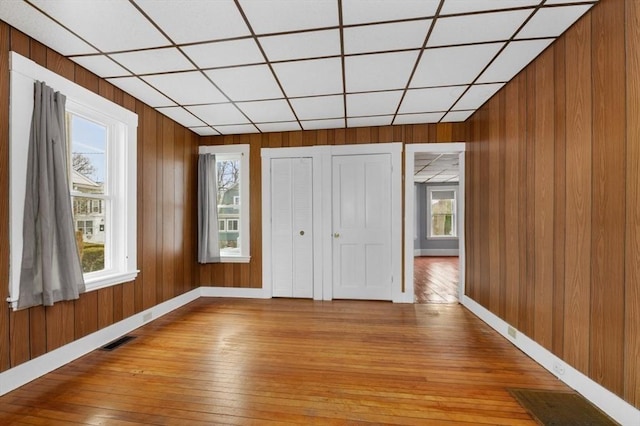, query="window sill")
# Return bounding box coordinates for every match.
[426,236,459,241]
[219,256,251,264]
[84,270,140,292]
